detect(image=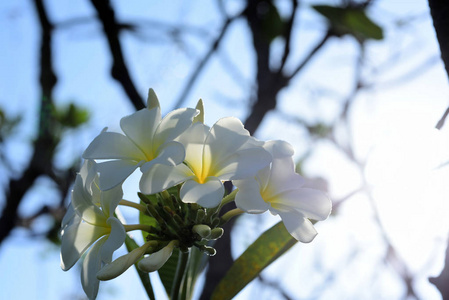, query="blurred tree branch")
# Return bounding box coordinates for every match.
[90,0,145,110]
[0,0,59,245]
